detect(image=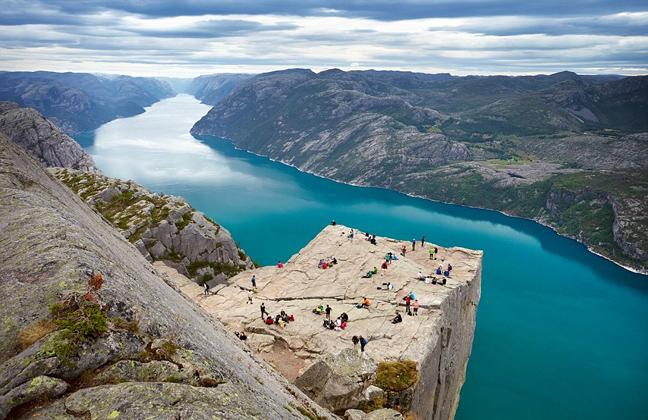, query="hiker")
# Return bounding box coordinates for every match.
[334,317,343,331]
[413,299,419,316]
[340,312,349,323]
[236,331,247,340]
[325,305,332,320]
[401,245,407,256]
[203,282,210,296]
[352,335,359,348]
[359,335,368,352]
[391,311,403,324]
[417,271,424,280]
[247,291,253,304]
[251,275,256,289]
[411,238,416,251]
[429,248,435,259]
[362,270,373,278]
[447,263,452,273]
[421,236,425,246]
[405,294,411,315]
[277,261,283,268]
[331,220,336,226]
[260,302,268,319]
